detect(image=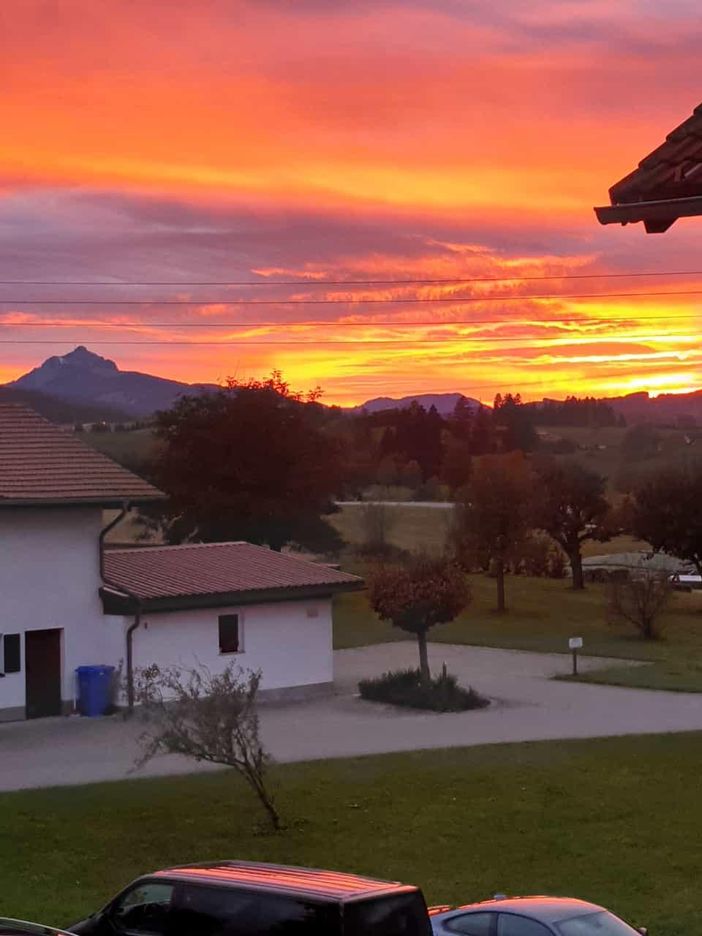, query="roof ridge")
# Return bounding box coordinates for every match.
[109,541,250,555]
